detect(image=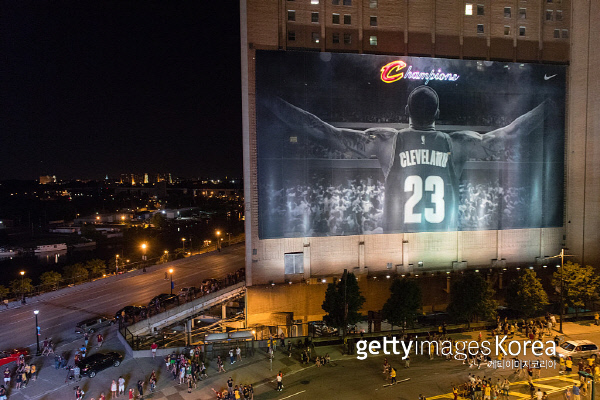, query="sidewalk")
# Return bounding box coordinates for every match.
[5,321,597,399]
